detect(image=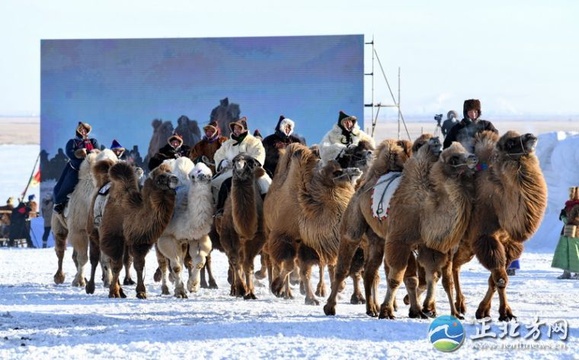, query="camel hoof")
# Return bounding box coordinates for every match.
[323,304,336,316]
[54,272,65,284]
[422,310,437,318]
[305,297,320,306]
[254,270,267,280]
[208,281,218,289]
[136,292,147,299]
[409,309,429,319]
[123,277,135,286]
[403,294,410,306]
[350,293,366,305]
[244,293,257,300]
[85,282,95,294]
[153,268,162,282]
[315,288,326,298]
